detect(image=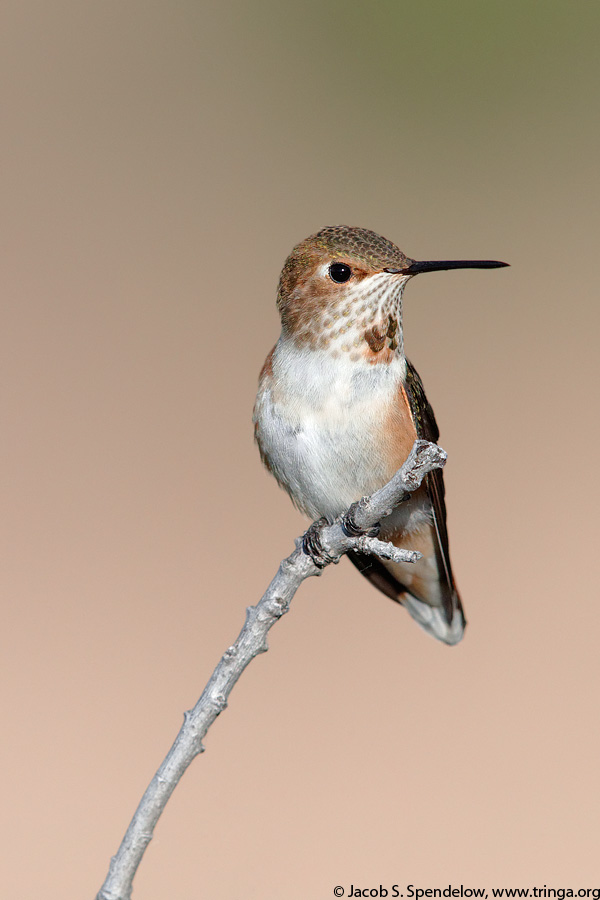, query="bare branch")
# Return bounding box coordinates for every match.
[348,535,421,563]
[96,439,446,900]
